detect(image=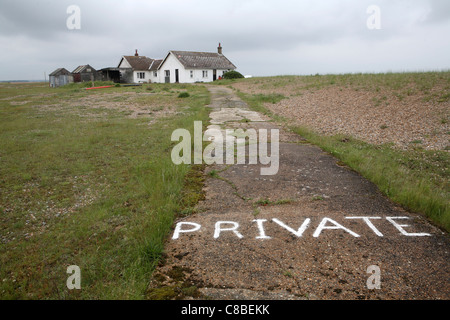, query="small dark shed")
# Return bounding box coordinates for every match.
[49,68,73,87]
[72,65,101,82]
[100,67,122,83]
